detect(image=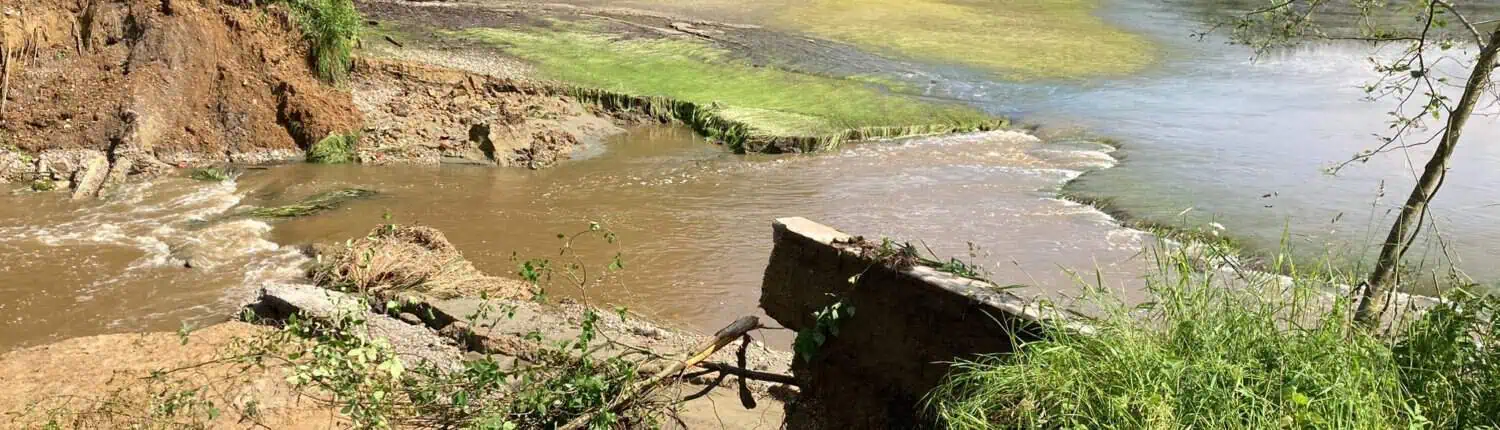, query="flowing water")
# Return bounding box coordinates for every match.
[5,0,1500,351]
[925,0,1500,285]
[0,127,1140,350]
